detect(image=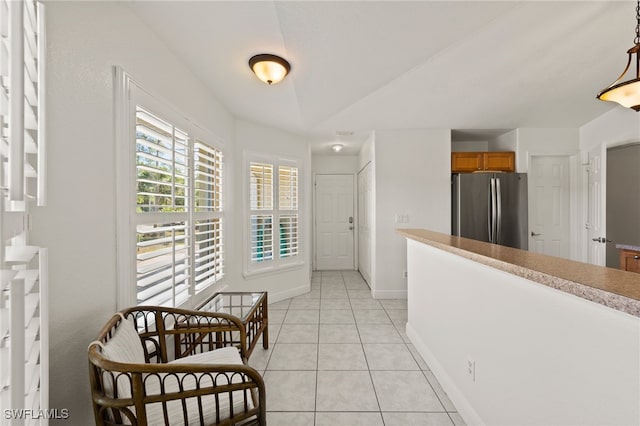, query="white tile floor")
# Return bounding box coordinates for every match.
[249,270,466,426]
